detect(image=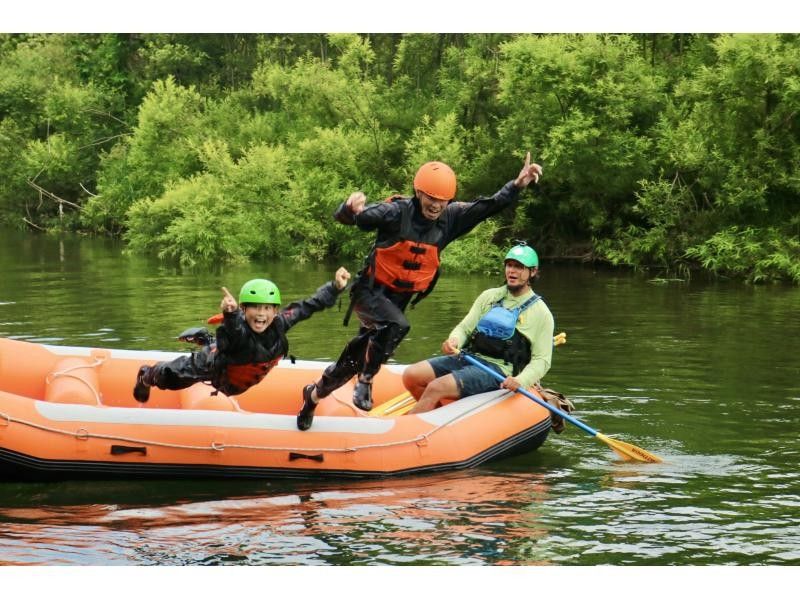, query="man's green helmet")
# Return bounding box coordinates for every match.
[239,279,281,305]
[504,243,539,268]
